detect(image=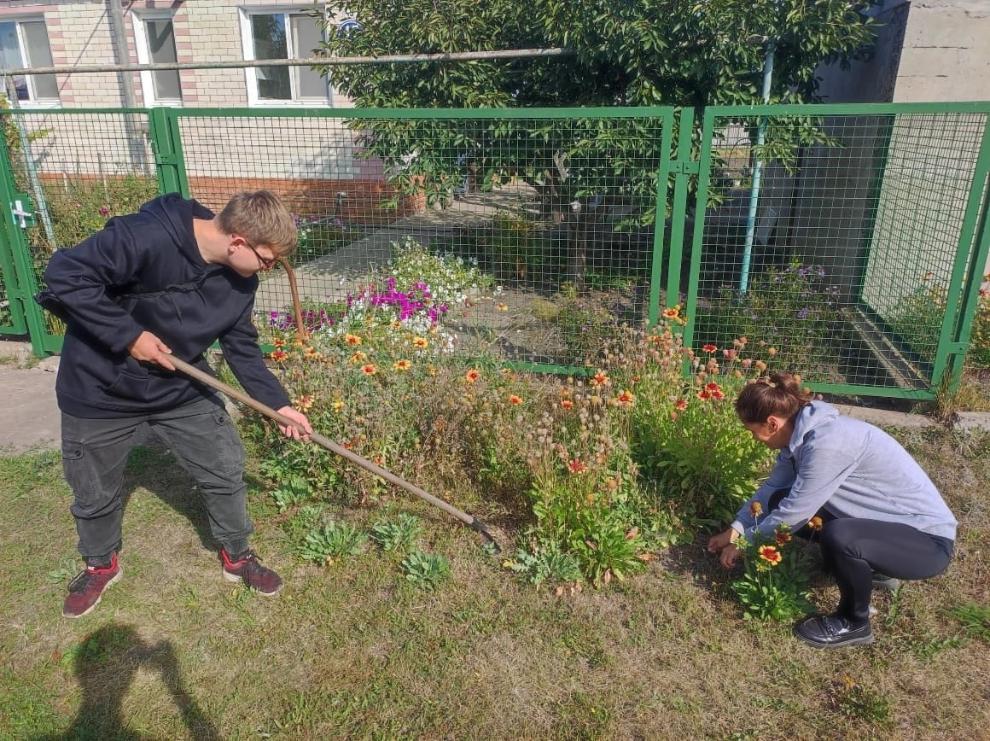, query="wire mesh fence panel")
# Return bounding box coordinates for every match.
[3,110,157,341]
[687,107,990,397]
[177,109,672,367]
